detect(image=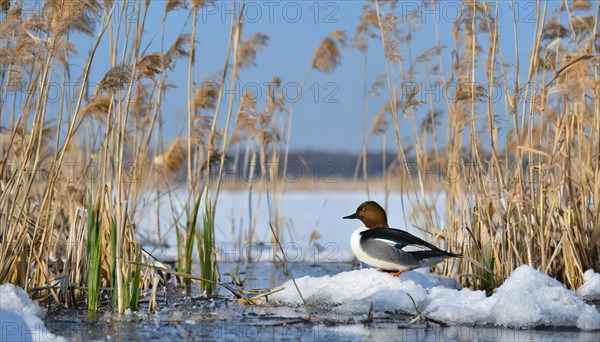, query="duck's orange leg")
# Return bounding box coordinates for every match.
[377,269,404,277]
